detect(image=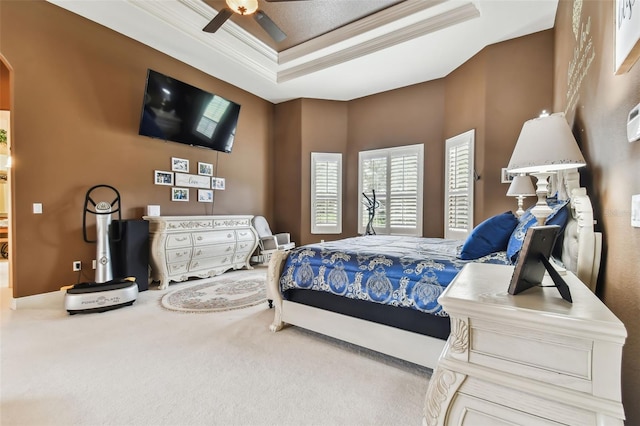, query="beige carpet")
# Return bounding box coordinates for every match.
[1,268,431,425]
